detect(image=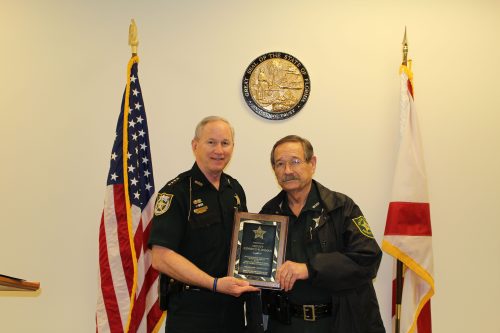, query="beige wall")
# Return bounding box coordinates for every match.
[1,0,499,332]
